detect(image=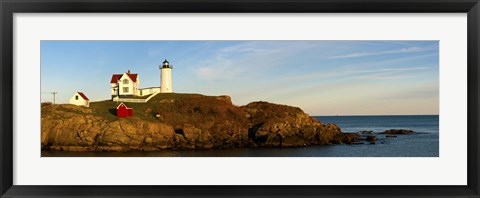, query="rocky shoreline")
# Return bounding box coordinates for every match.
[41,93,415,152]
